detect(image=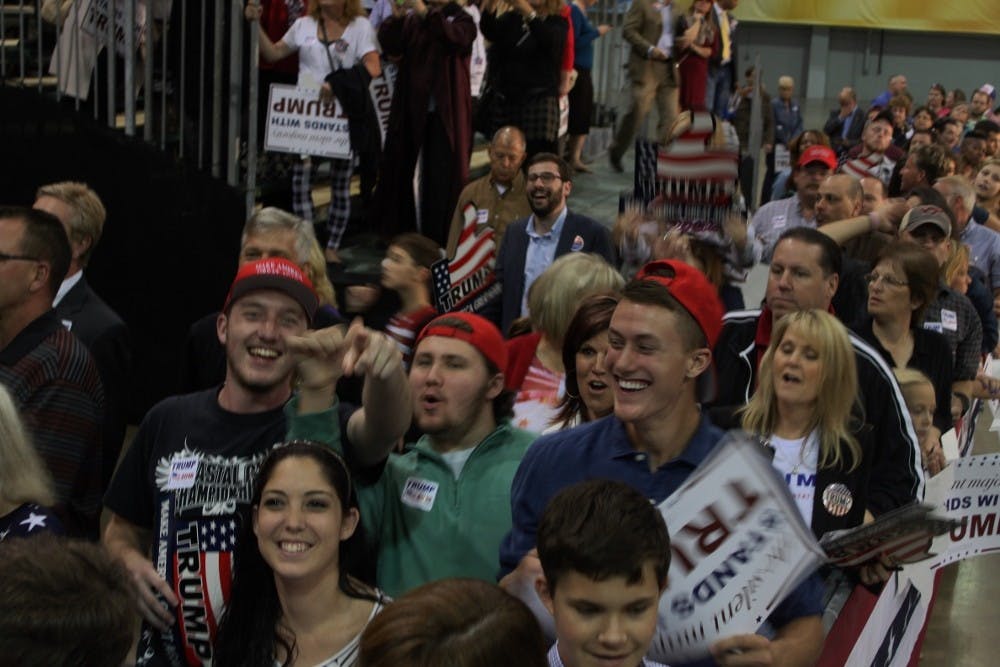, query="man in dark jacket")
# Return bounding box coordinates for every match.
[711,226,923,517]
[34,182,128,490]
[488,153,615,335]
